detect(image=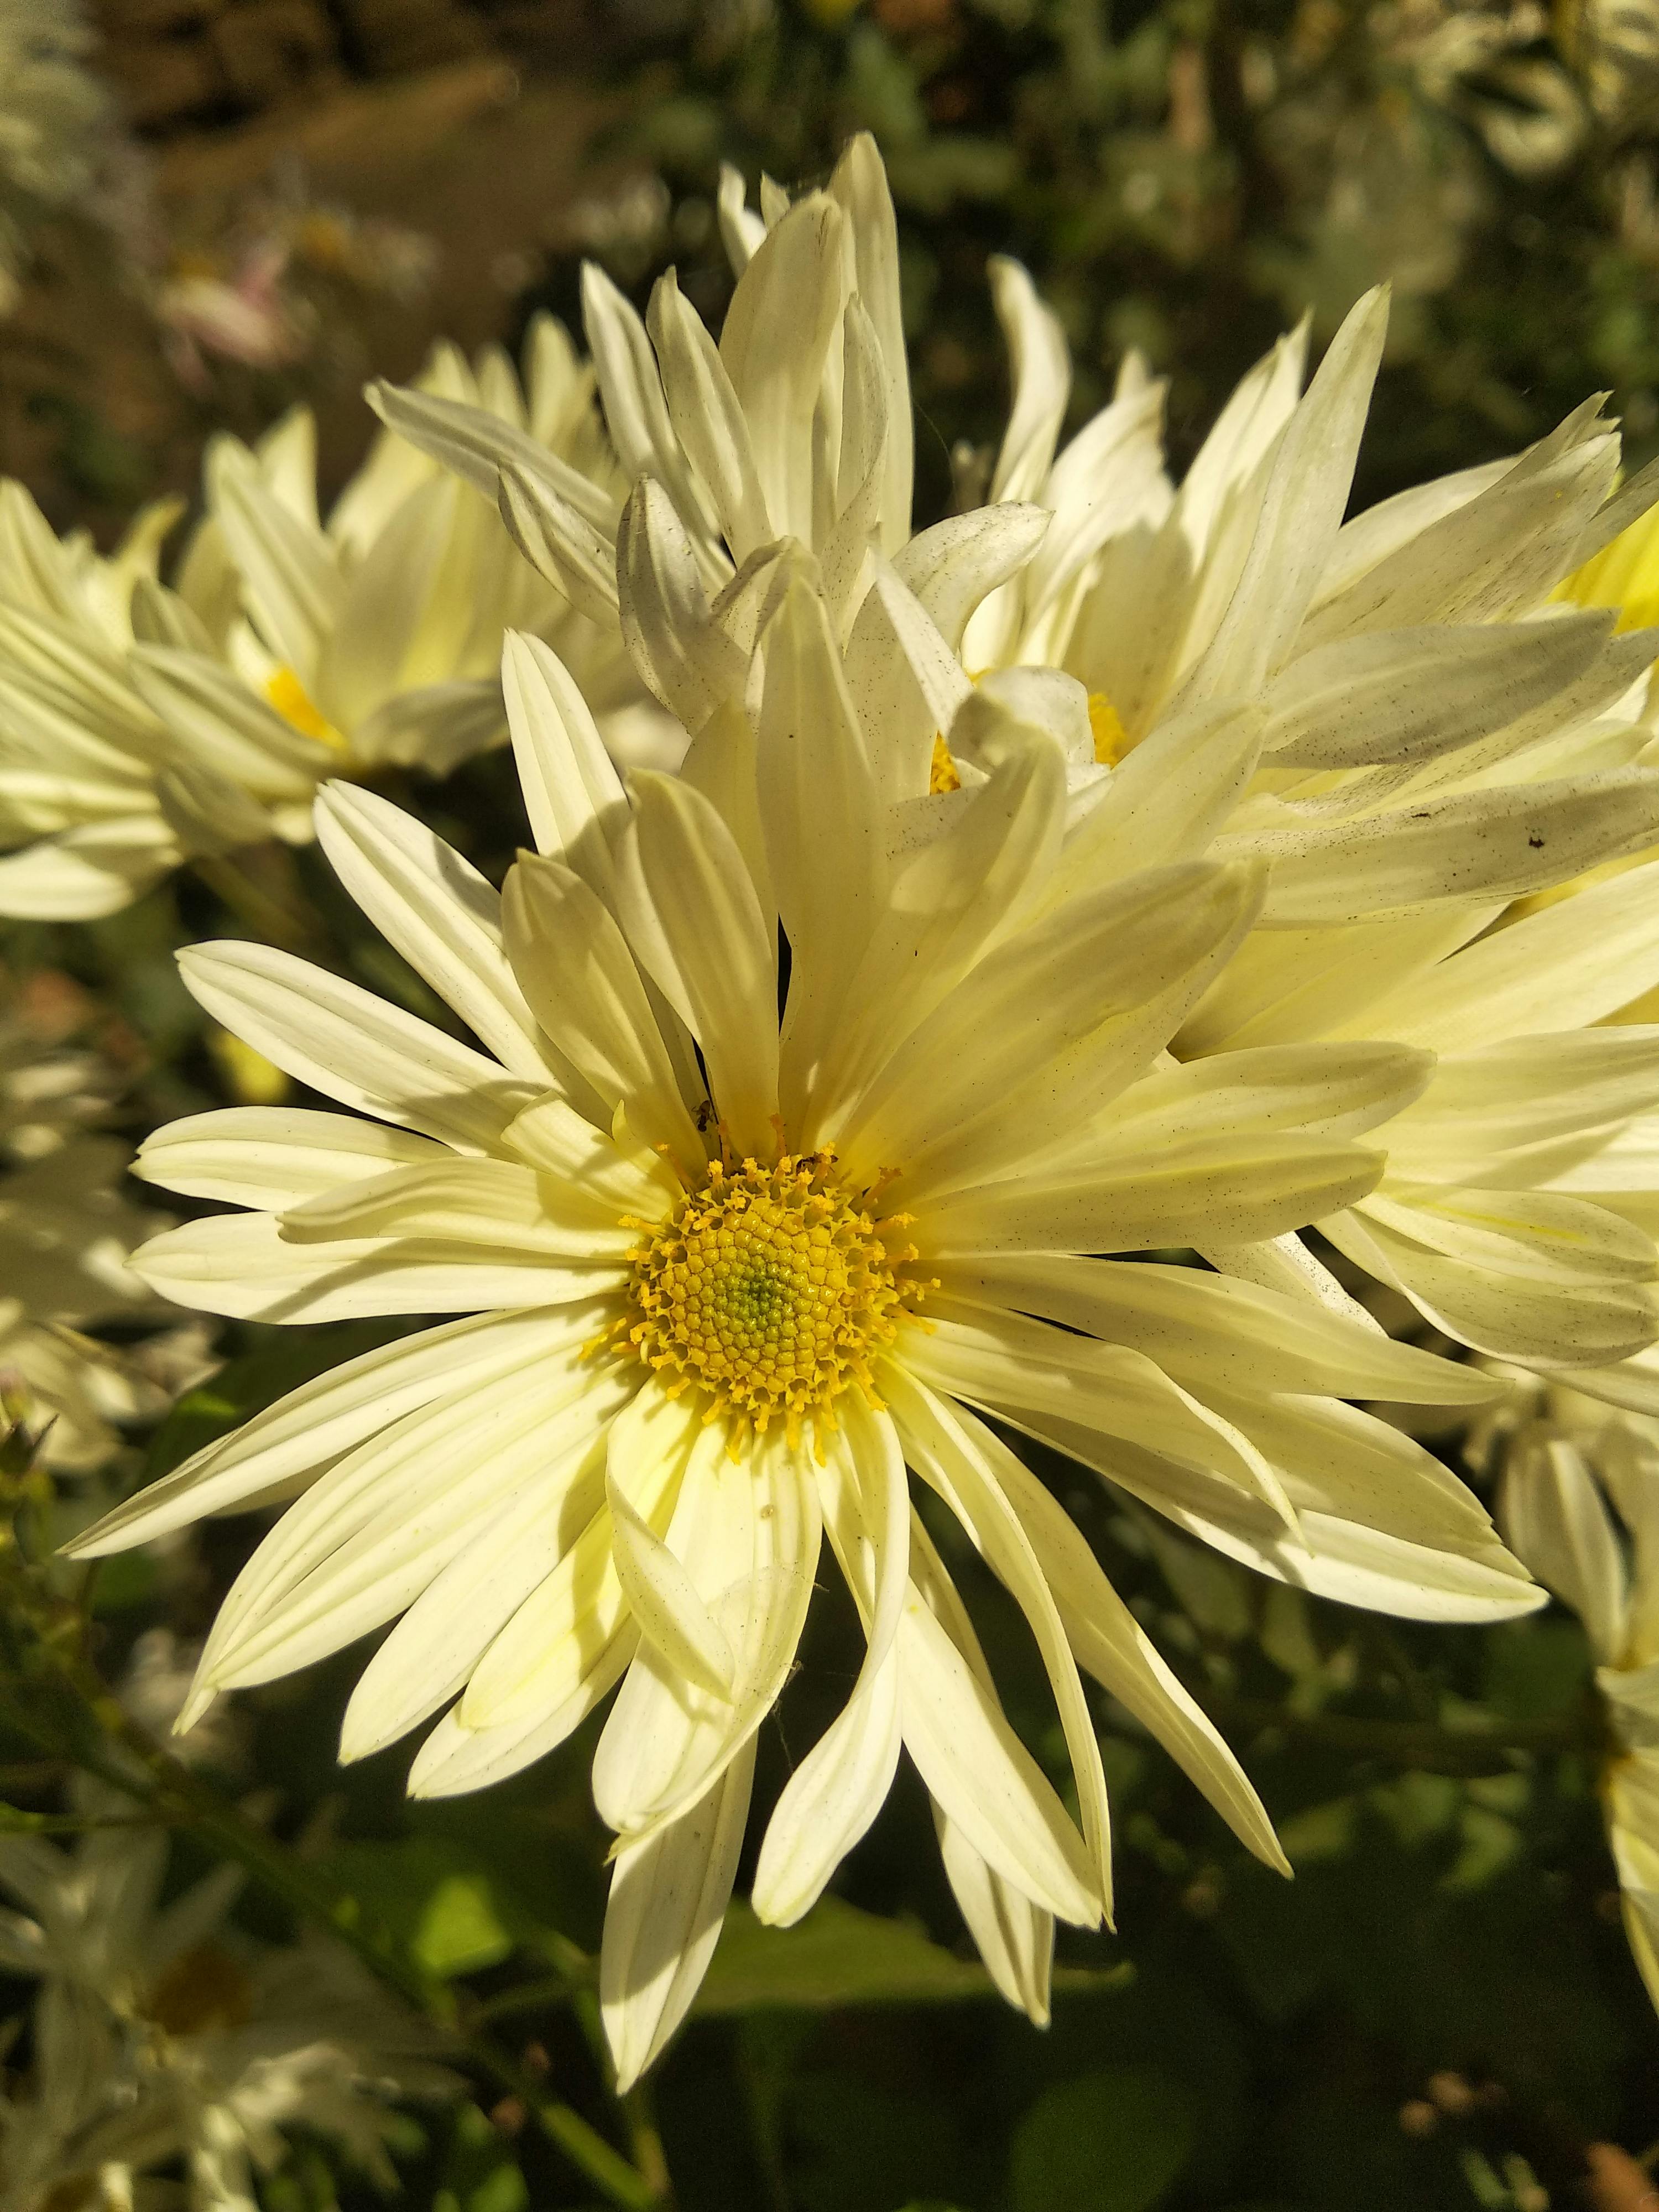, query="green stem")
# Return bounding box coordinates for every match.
[1214,1695,1596,1774]
[622,2082,676,2210]
[469,1974,588,2028]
